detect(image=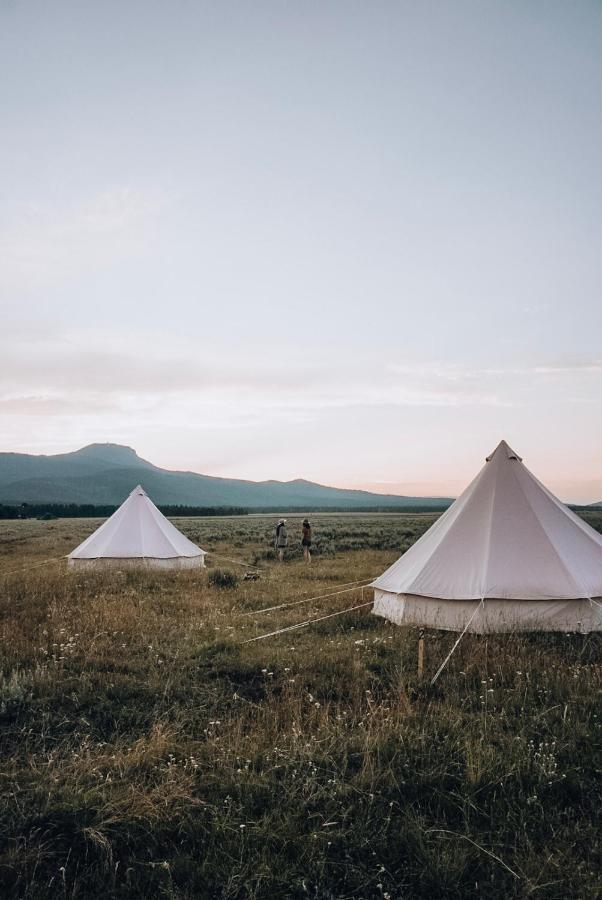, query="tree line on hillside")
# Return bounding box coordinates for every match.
[251,505,452,513]
[1,501,594,521]
[0,503,249,520]
[0,502,456,520]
